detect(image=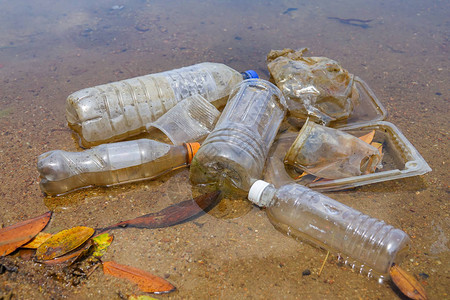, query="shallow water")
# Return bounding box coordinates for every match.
[0,0,448,299]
